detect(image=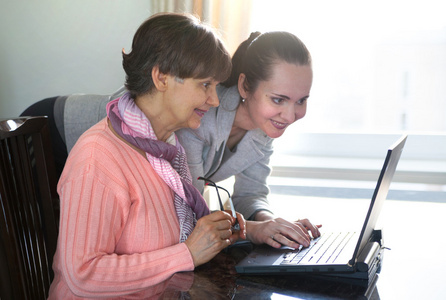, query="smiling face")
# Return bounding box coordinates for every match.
[165,76,220,130]
[135,73,220,142]
[238,62,313,139]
